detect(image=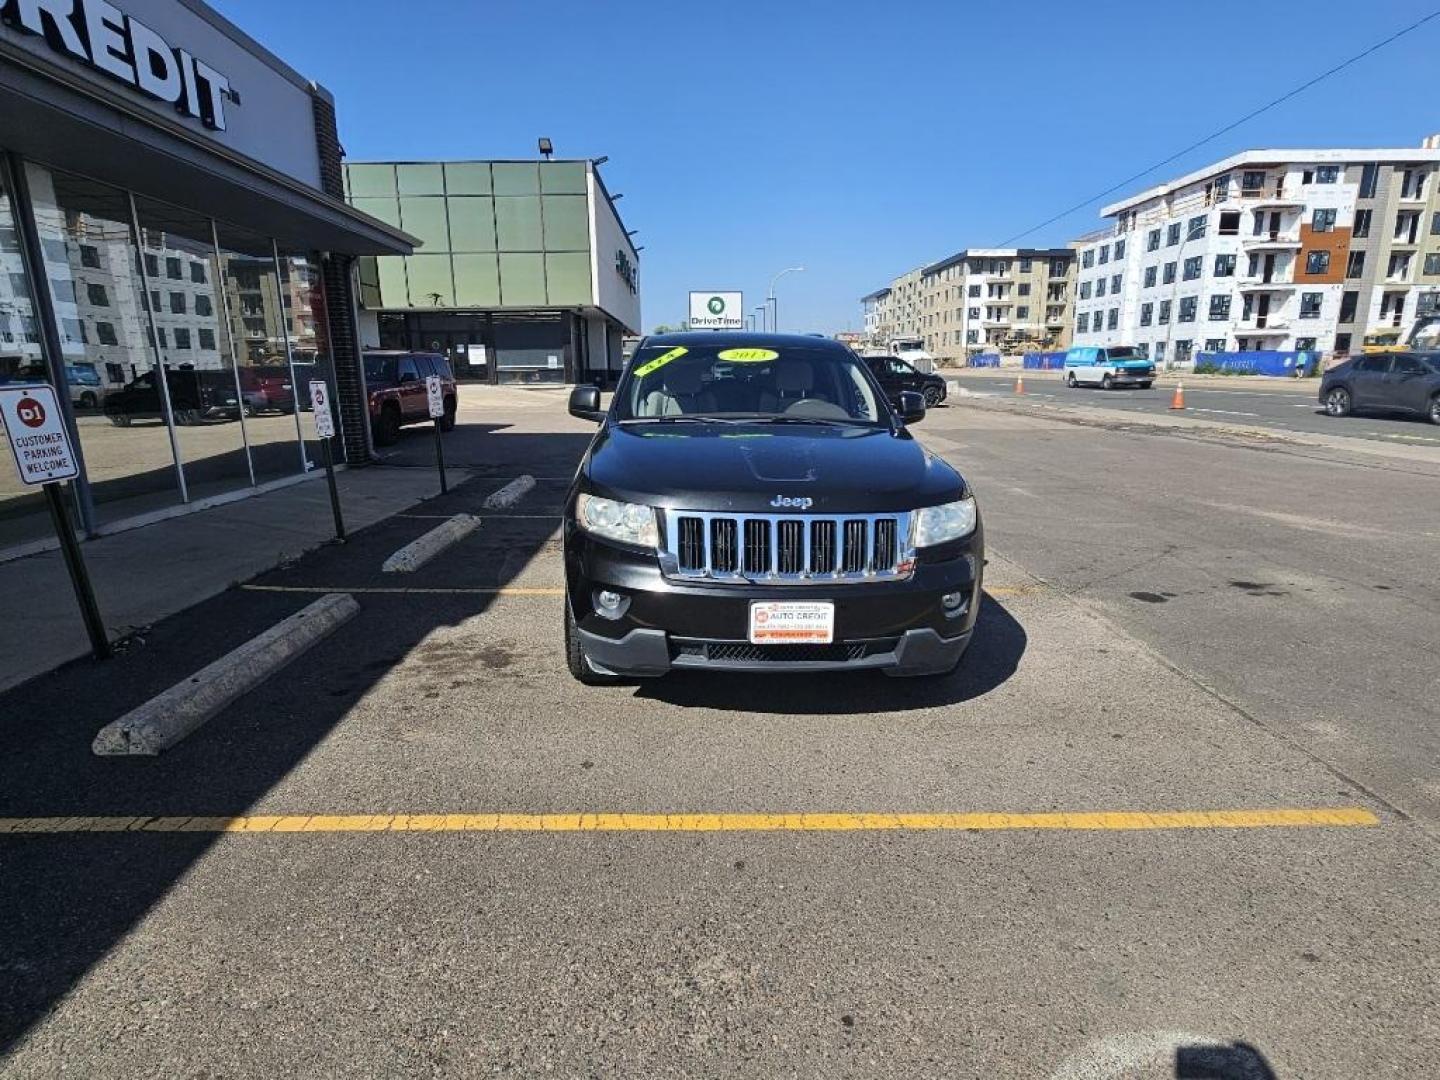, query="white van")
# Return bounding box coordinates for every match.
[888,337,936,374]
[1063,346,1156,389]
